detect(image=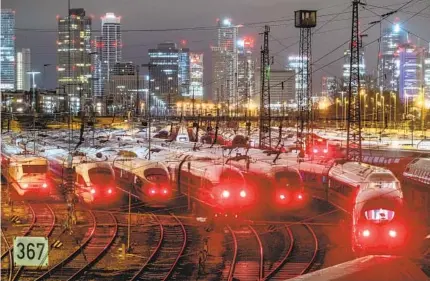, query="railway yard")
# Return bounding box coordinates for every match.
[1,124,430,280]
